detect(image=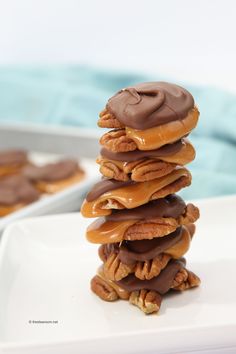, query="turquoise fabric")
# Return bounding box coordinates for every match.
[0,66,235,199]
